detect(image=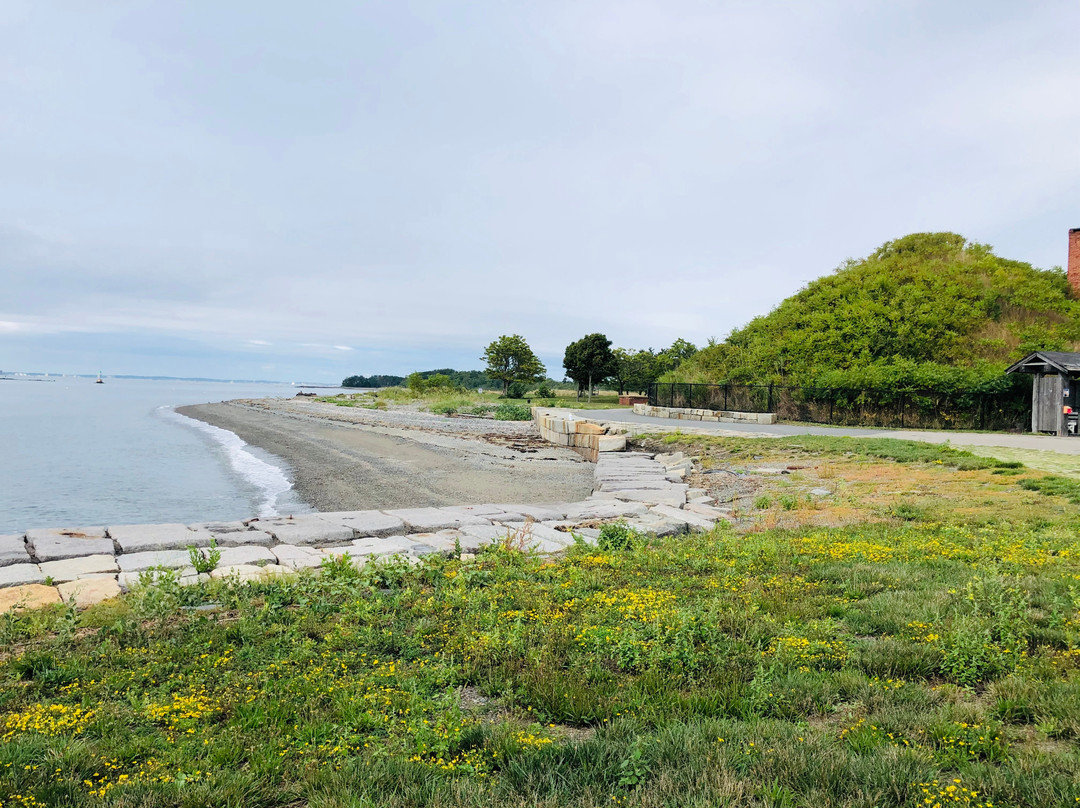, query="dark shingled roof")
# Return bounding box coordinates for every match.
[1006,351,1080,375]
